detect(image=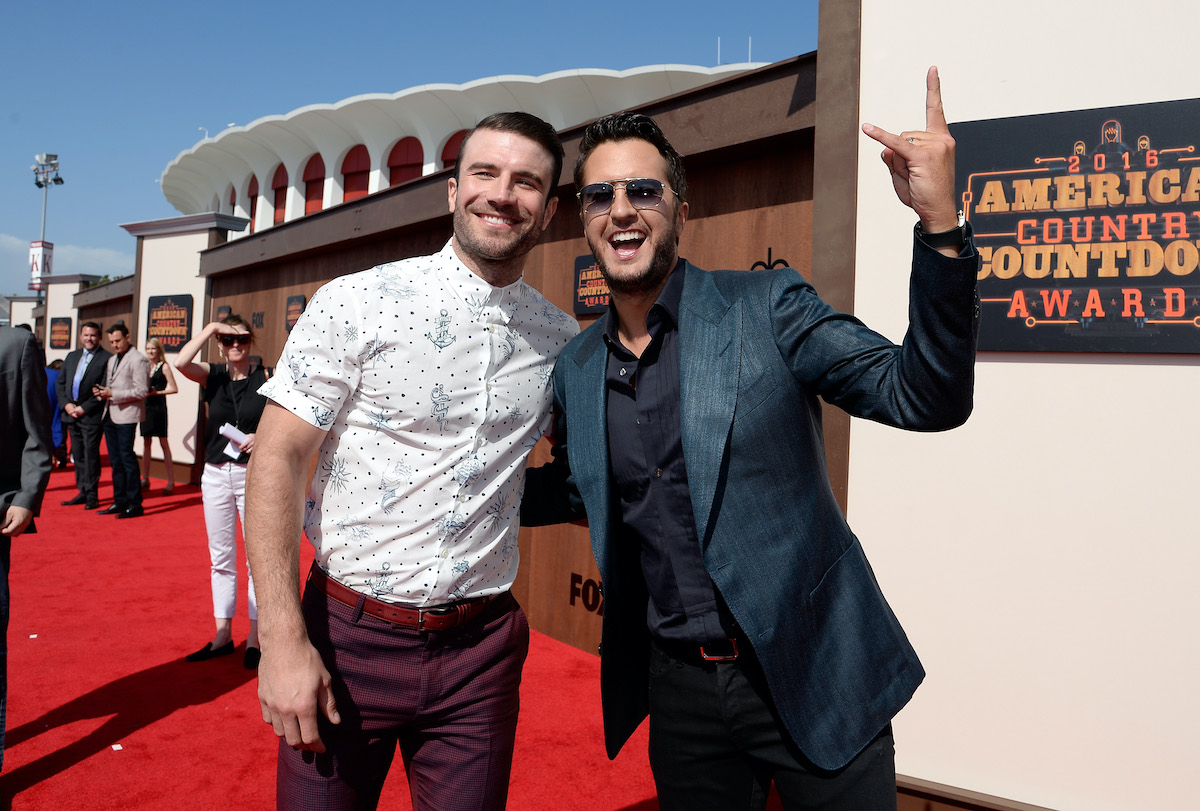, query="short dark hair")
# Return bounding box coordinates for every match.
[106,323,129,337]
[221,313,254,342]
[574,113,687,204]
[454,112,564,202]
[81,321,102,333]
